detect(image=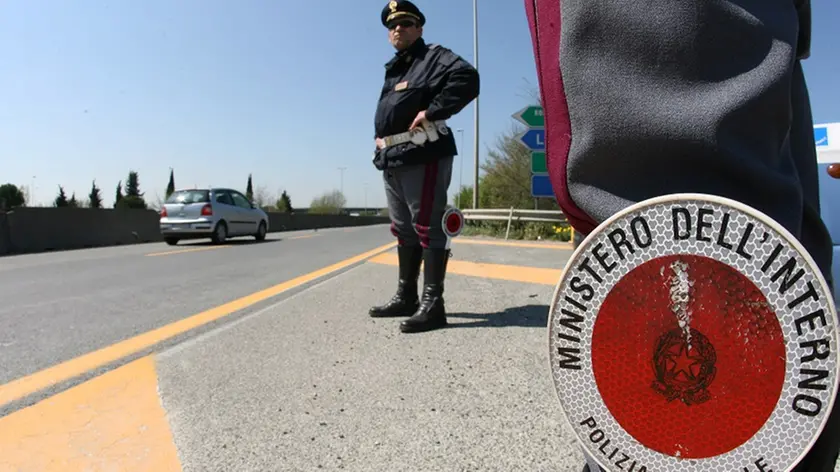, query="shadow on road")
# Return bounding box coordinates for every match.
[447,304,550,329]
[176,238,283,247]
